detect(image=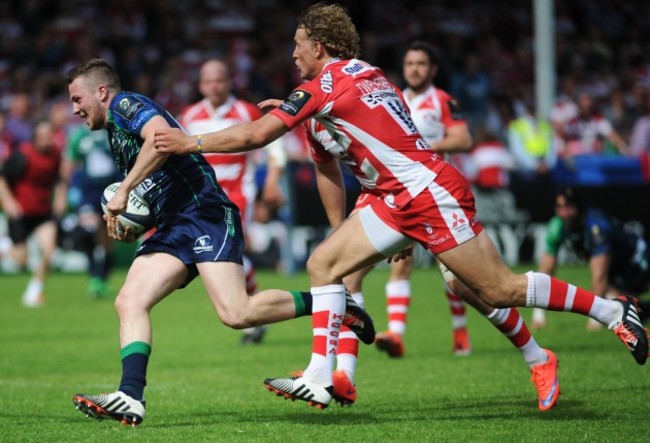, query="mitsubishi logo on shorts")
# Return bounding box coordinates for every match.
[193,235,214,253]
[452,213,466,228]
